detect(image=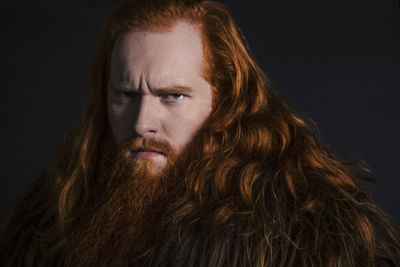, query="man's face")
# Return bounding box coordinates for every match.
[107,22,213,177]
